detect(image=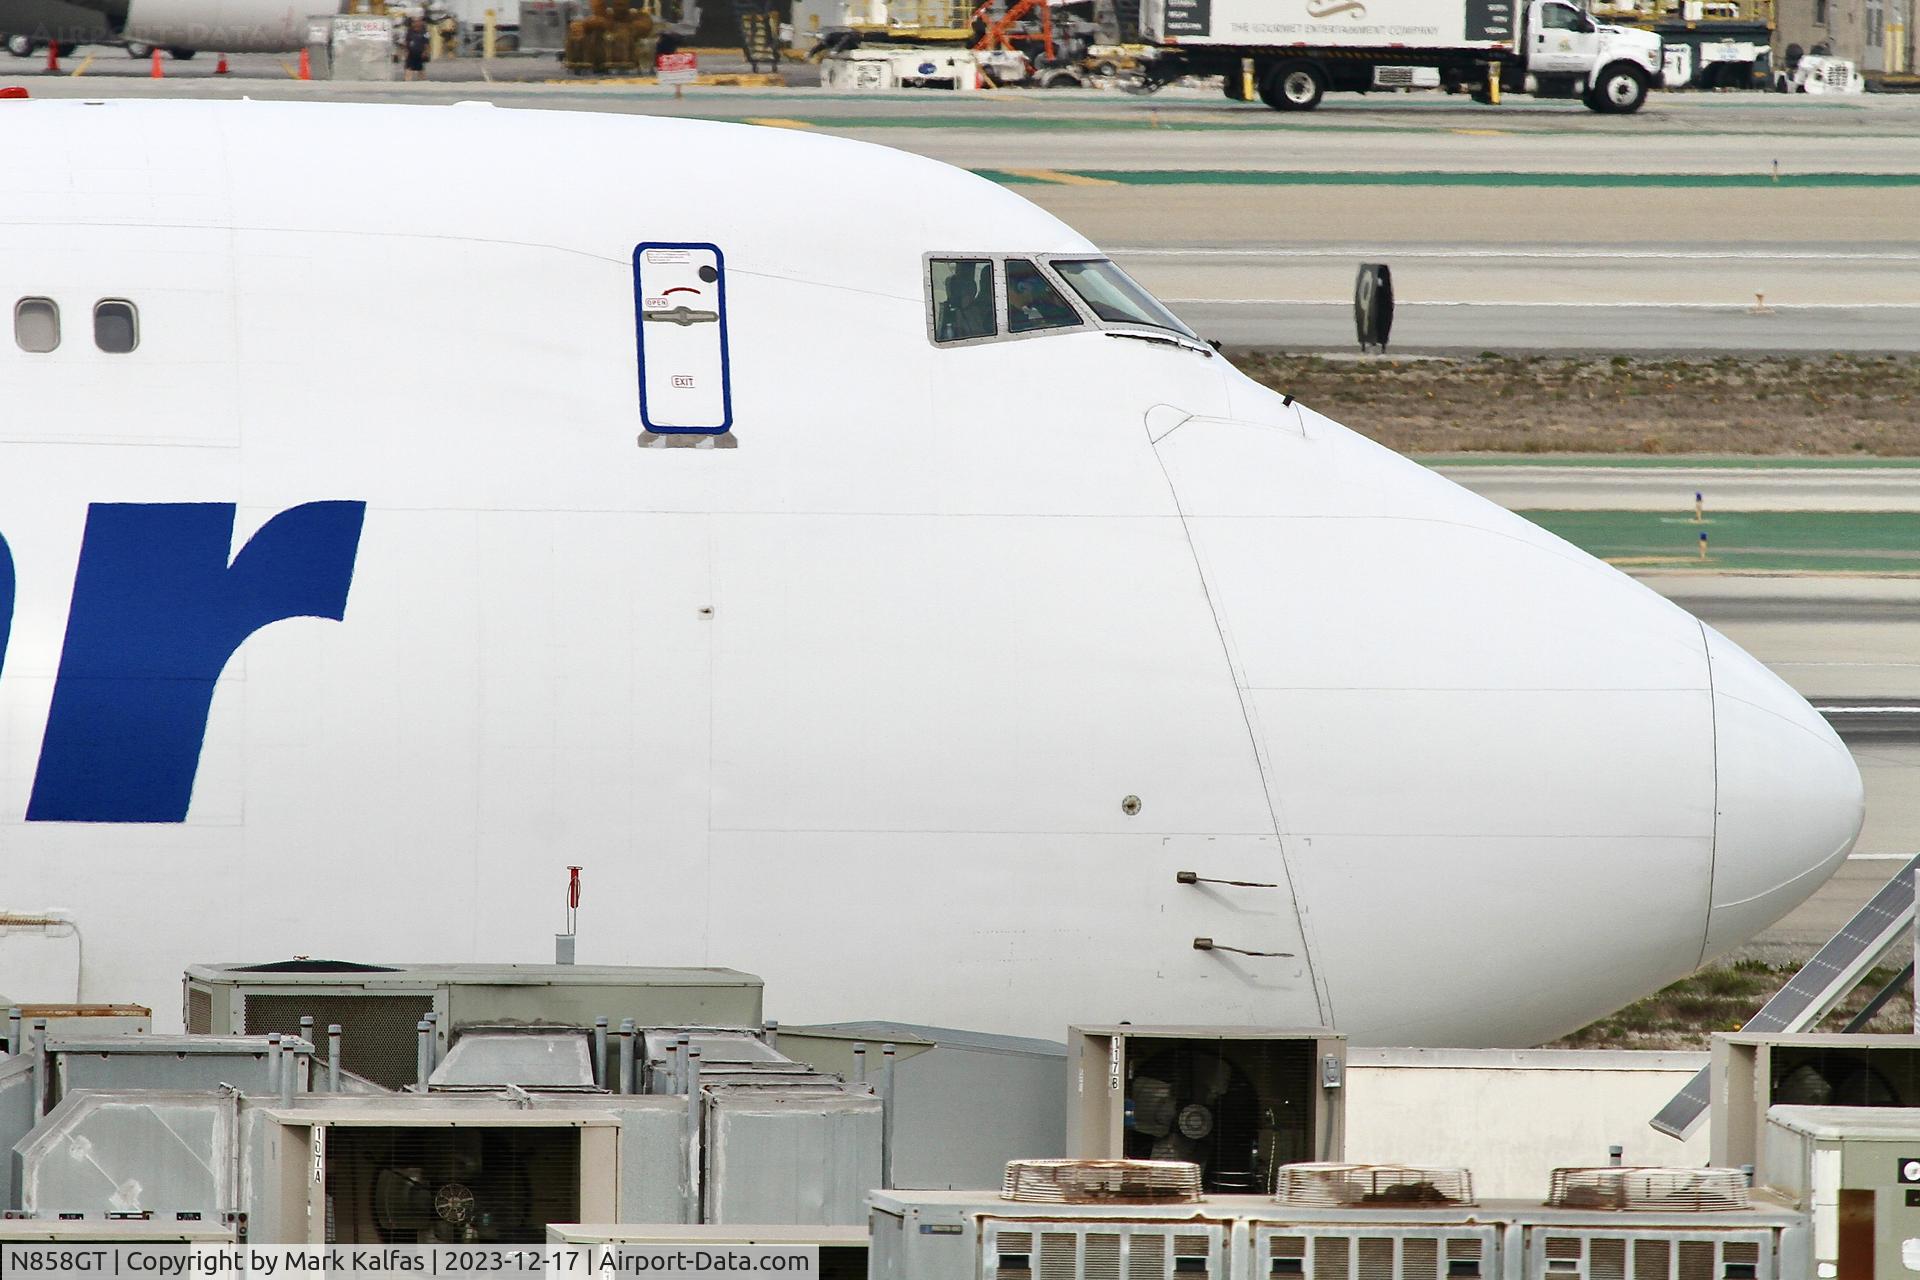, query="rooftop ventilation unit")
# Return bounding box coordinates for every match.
[249,1102,619,1242]
[872,1186,1806,1280]
[1708,1032,1920,1171]
[1001,1158,1203,1204]
[1068,1026,1345,1195]
[1272,1163,1475,1208]
[1546,1167,1752,1212]
[184,962,762,1090]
